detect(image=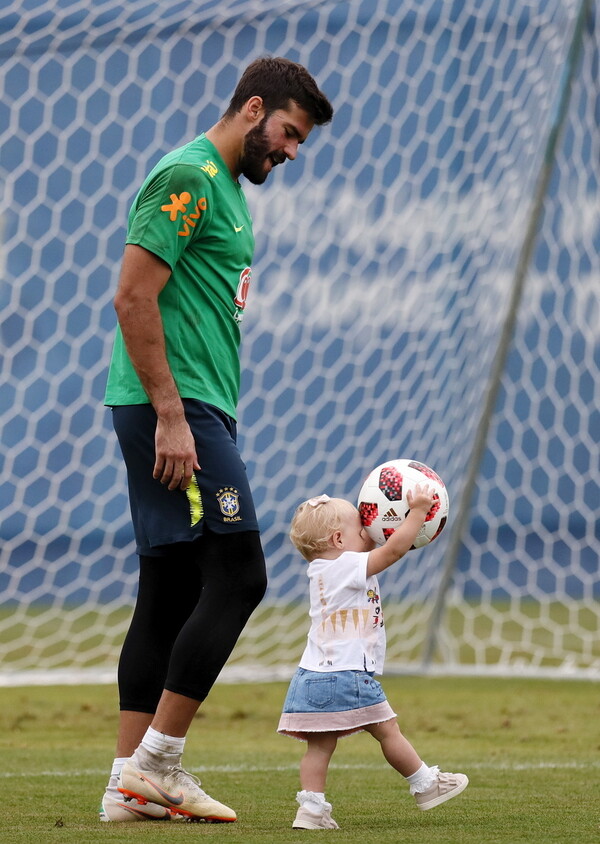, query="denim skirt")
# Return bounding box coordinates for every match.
[277,668,396,740]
